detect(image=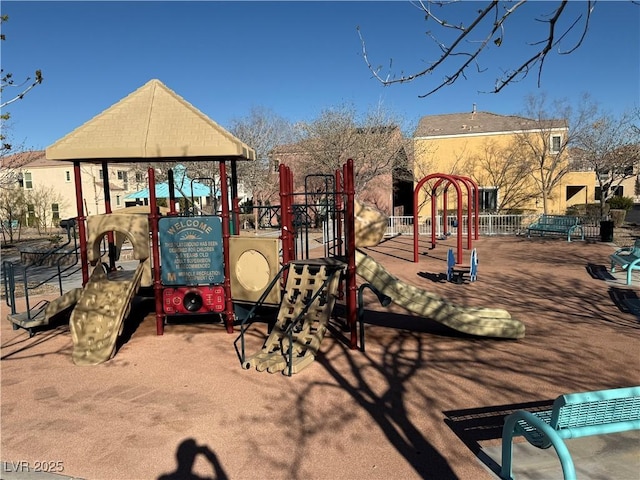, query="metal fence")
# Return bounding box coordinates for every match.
[385,214,601,239]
